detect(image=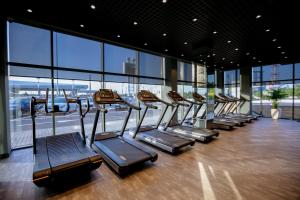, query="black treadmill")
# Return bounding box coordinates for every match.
[162,91,219,142]
[191,92,235,130]
[31,89,102,187]
[90,89,157,175]
[129,90,195,154]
